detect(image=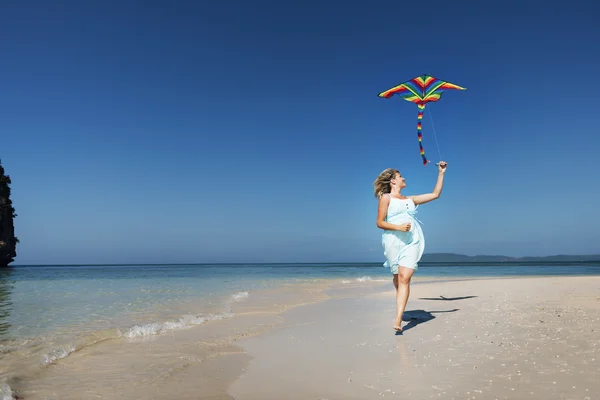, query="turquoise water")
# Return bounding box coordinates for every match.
[2,262,600,341]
